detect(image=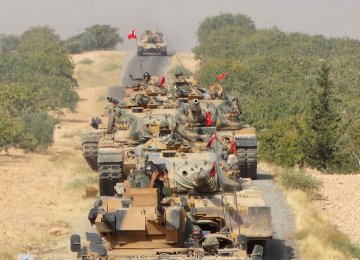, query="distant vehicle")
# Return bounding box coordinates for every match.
[137,30,167,56]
